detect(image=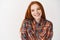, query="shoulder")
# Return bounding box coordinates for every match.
[20,19,32,32]
[23,19,32,24]
[21,19,32,28]
[45,20,53,27]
